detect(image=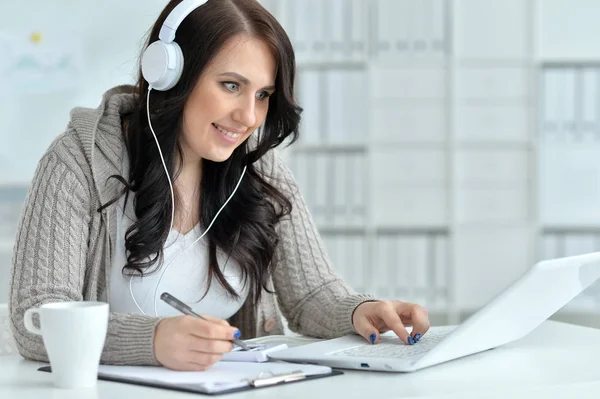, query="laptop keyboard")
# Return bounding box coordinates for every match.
[330,326,455,359]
